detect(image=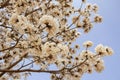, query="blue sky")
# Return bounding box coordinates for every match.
[79,0,120,80]
[28,0,120,80]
